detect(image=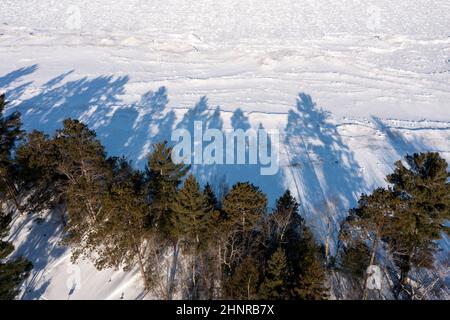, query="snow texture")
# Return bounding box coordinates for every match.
[0,0,449,299]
